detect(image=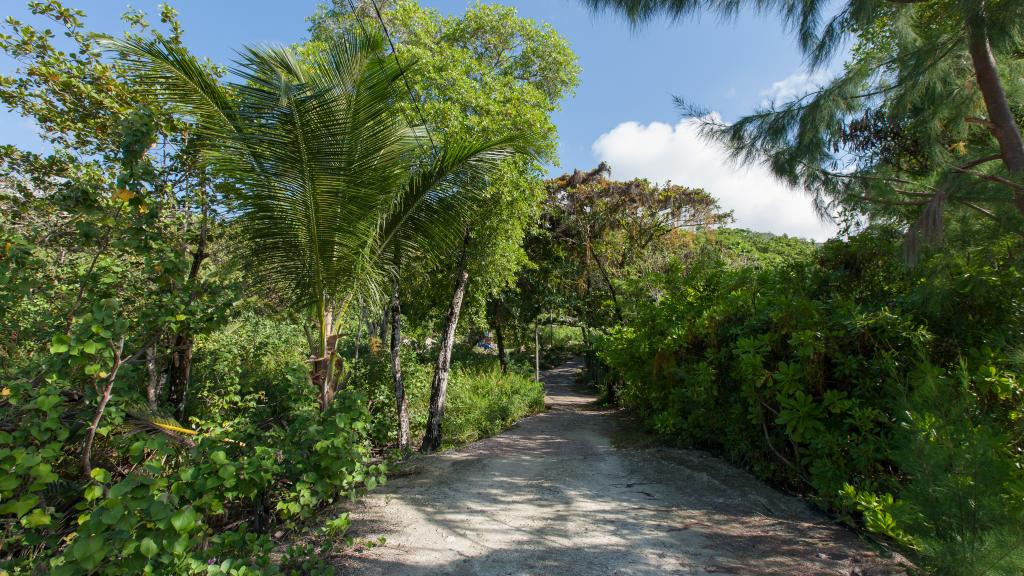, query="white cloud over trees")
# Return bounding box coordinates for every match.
[591,117,838,241]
